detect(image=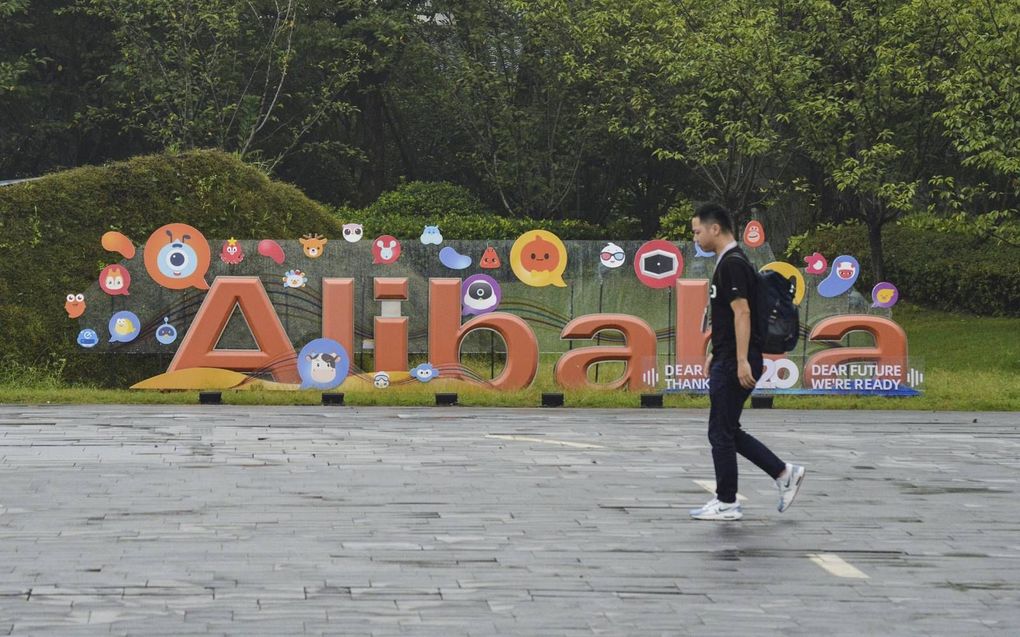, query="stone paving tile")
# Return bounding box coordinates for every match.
[0,405,1018,634]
